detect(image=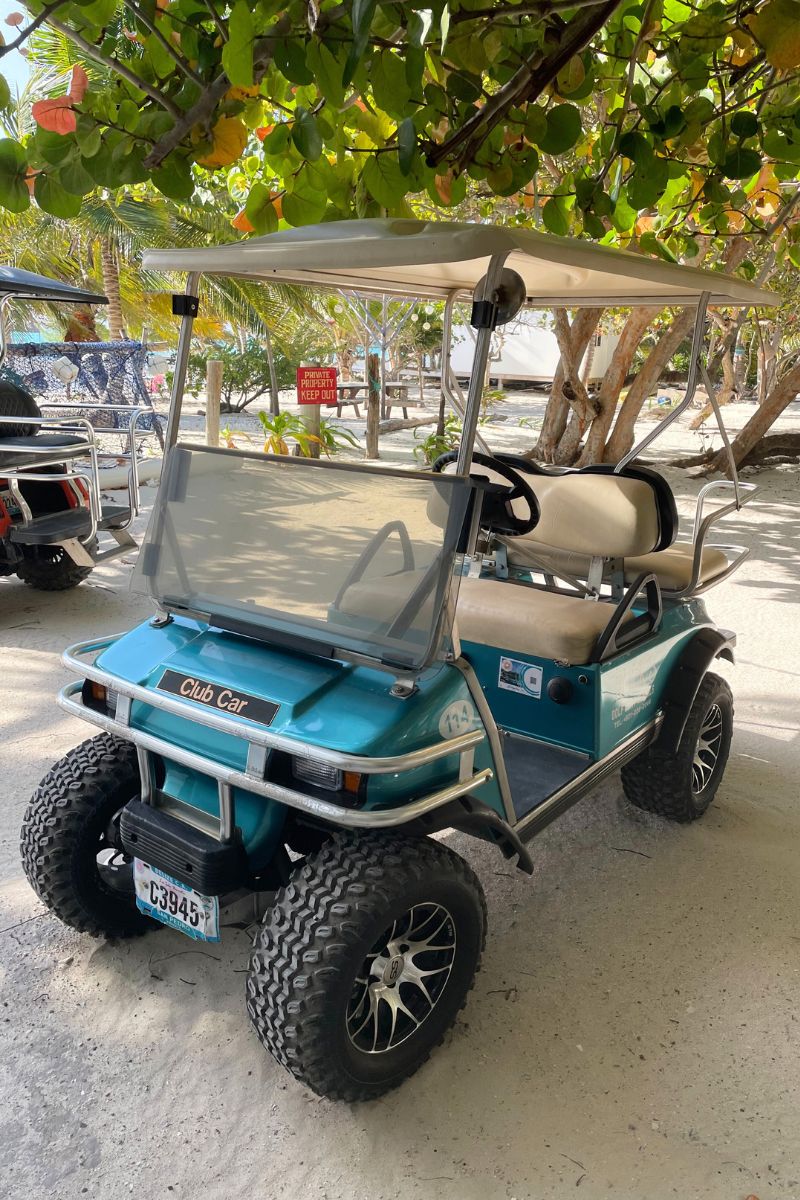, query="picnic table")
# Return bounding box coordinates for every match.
[334,380,416,419]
